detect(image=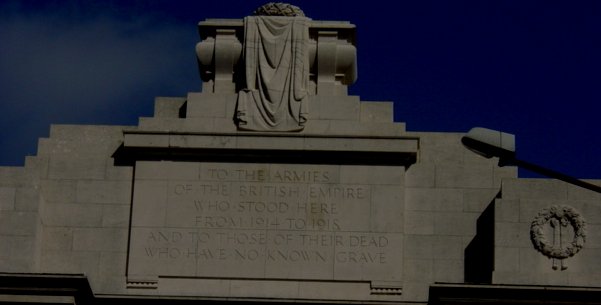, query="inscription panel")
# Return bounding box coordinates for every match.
[128,161,403,284]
